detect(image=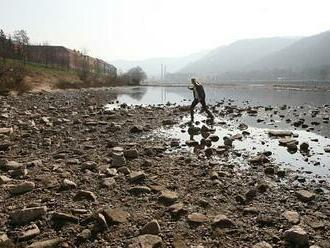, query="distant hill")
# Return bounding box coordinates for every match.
[180,37,300,76]
[248,31,330,71]
[111,50,209,78]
